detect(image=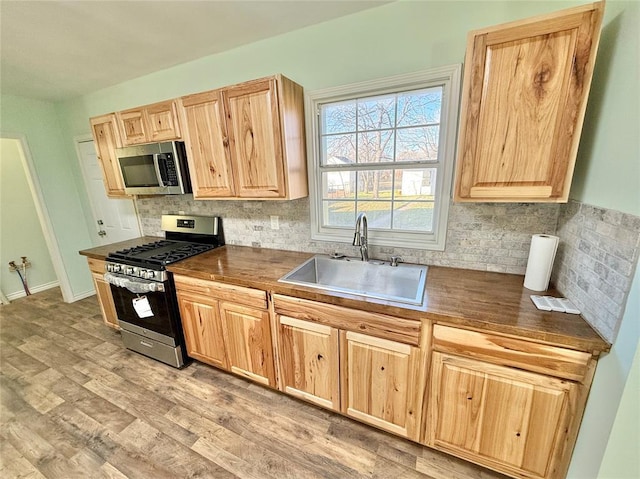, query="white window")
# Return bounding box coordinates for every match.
[305,65,461,250]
